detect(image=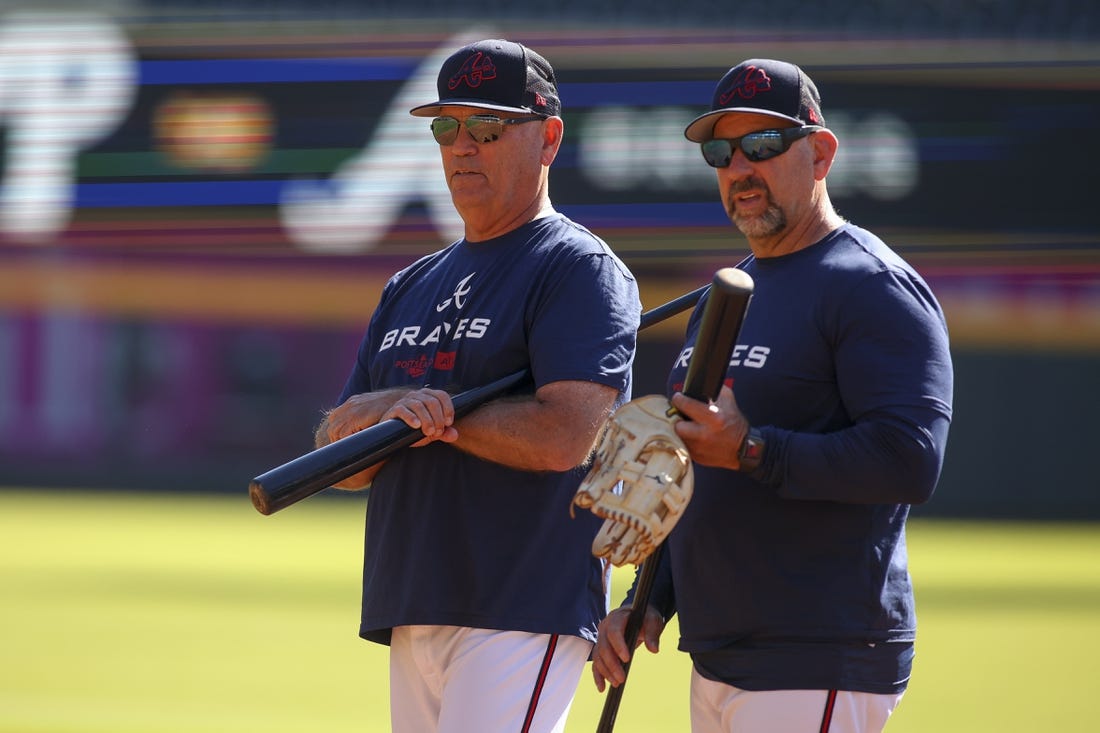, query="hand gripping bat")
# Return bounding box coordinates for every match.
[249,283,711,516]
